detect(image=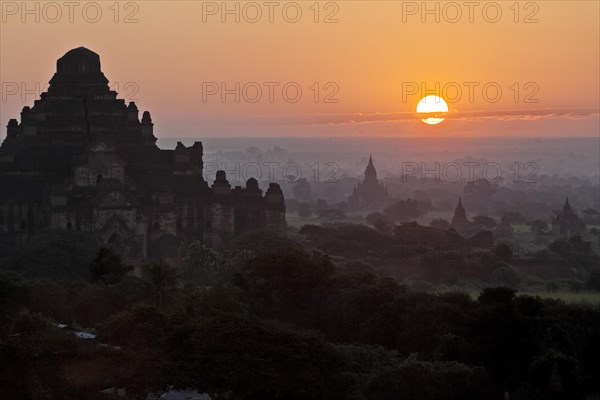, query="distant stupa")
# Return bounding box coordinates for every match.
[348,155,391,211]
[552,197,586,236]
[494,214,514,238]
[451,197,469,225]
